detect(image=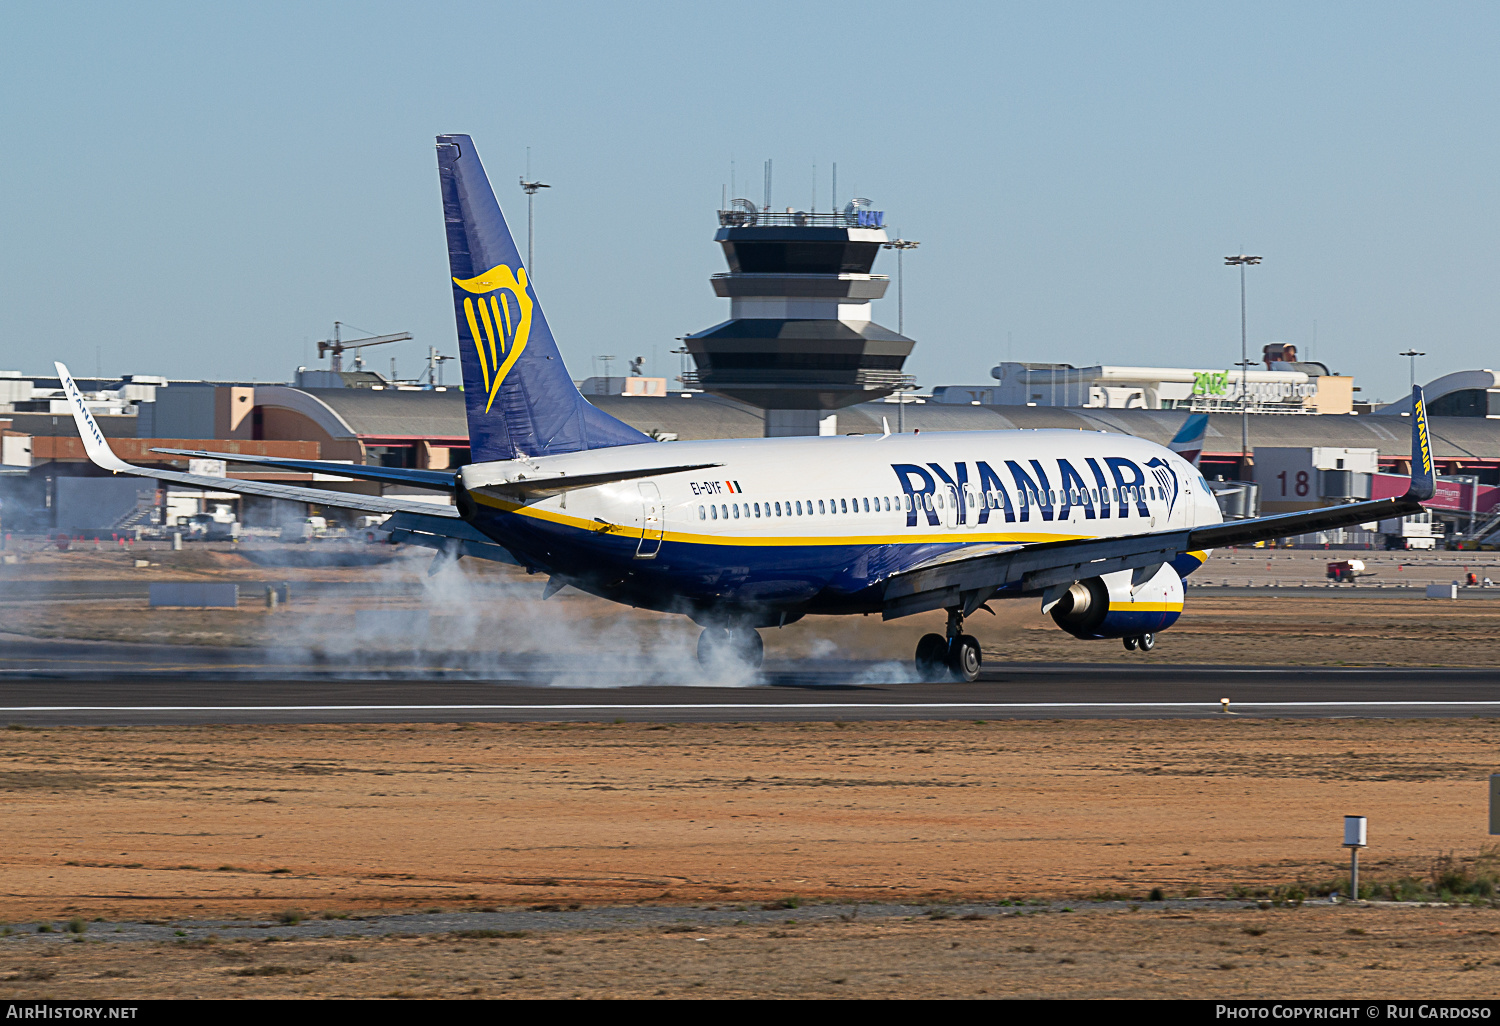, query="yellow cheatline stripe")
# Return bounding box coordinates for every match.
[1185,550,1208,563]
[1107,602,1184,613]
[463,299,488,389]
[472,490,1089,548]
